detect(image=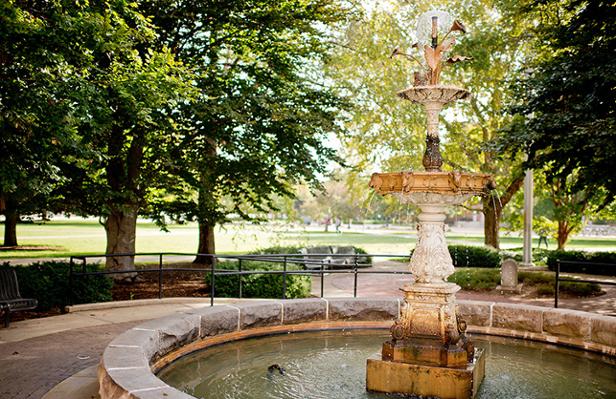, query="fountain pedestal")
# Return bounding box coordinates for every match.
[365,192,486,398]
